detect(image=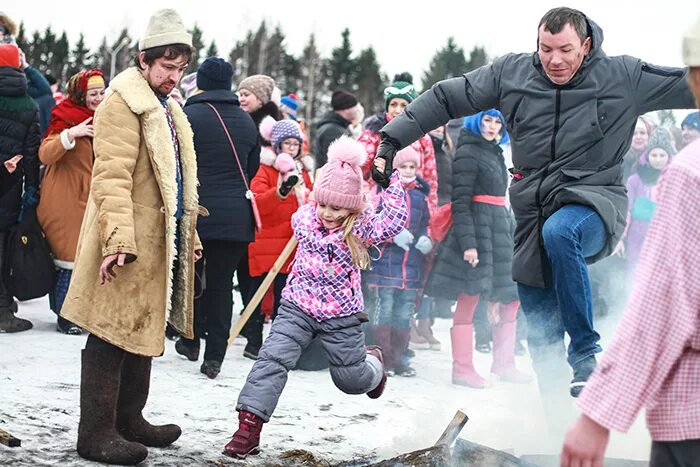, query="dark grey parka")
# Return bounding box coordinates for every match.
[381,18,695,288]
